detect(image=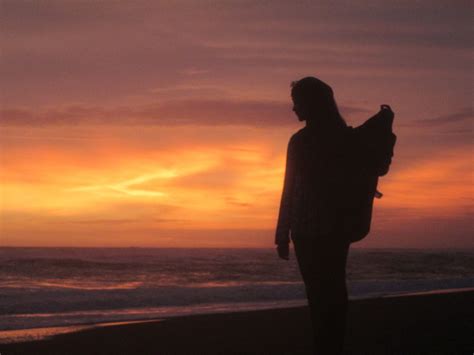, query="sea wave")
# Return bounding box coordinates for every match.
[1,247,473,333]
